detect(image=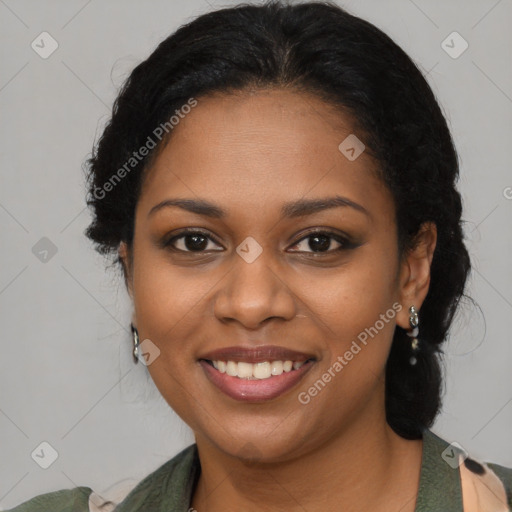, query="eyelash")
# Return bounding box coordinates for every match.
[163,229,356,255]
